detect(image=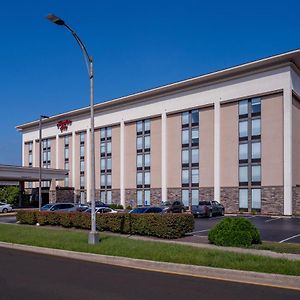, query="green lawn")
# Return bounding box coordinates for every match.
[251,241,300,255]
[0,223,299,276]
